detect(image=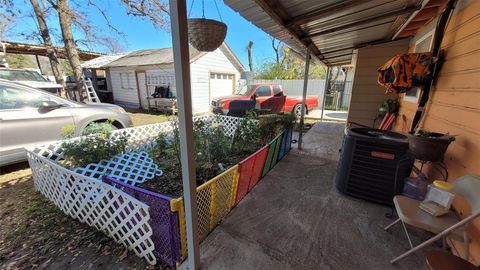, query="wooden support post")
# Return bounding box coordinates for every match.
[91,68,99,91]
[35,54,43,74]
[298,47,311,150]
[169,0,200,269]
